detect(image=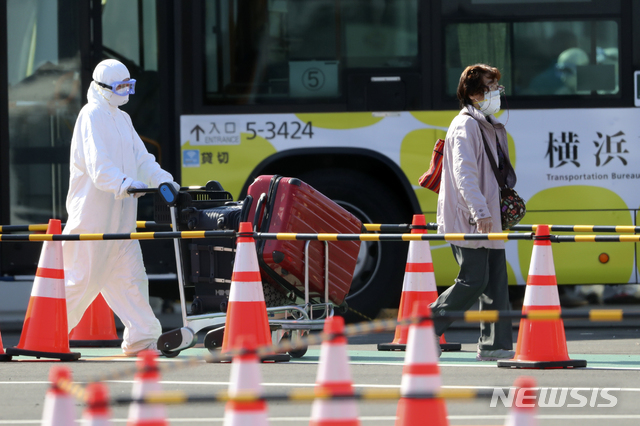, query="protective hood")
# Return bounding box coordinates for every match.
[89,59,131,108]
